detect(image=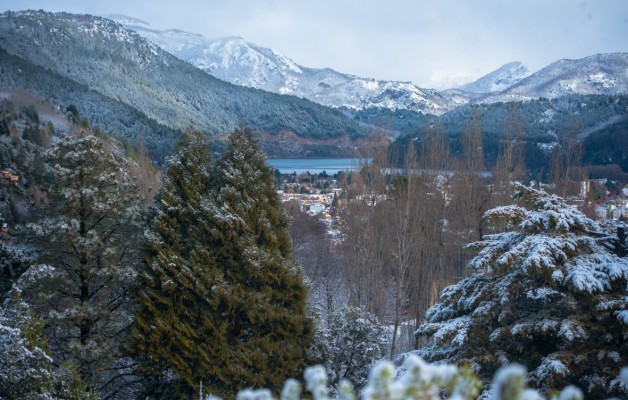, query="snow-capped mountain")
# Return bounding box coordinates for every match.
[113,16,452,115]
[113,15,628,115]
[485,53,628,102]
[458,61,530,93]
